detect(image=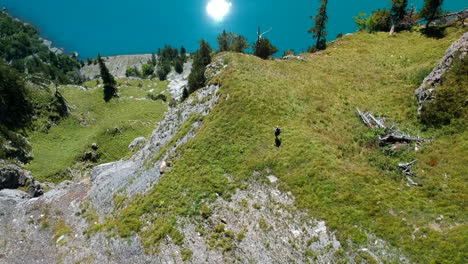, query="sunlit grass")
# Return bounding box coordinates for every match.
[26,79,169,182]
[102,27,465,262]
